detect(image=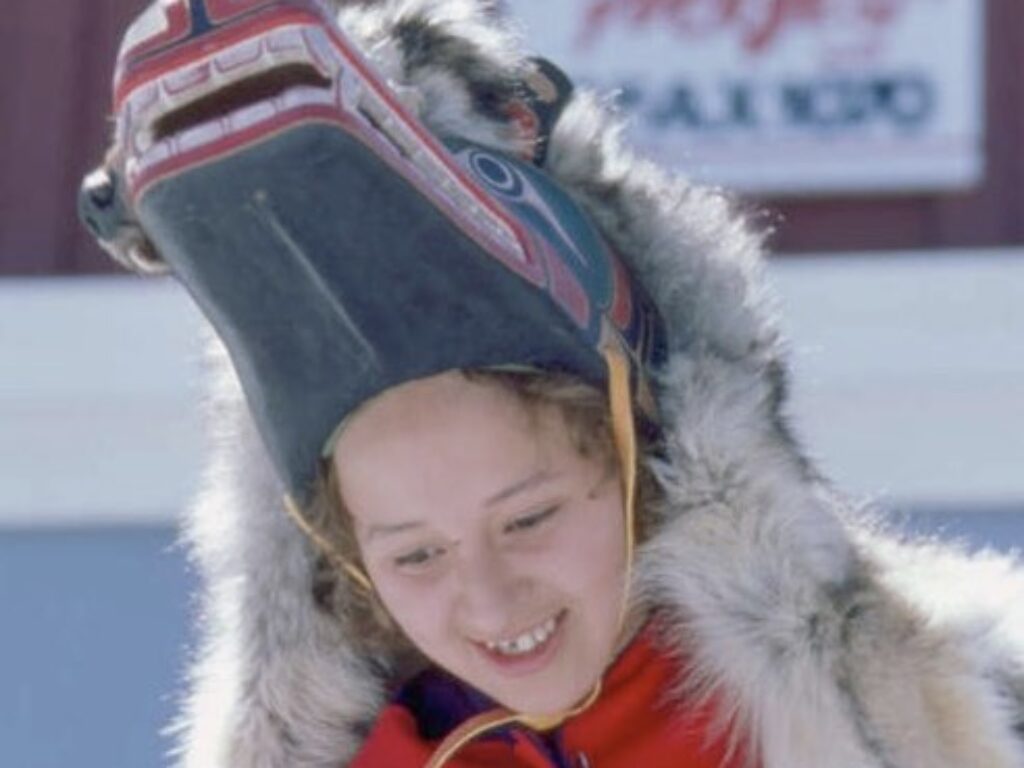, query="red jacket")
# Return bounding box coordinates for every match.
[351,623,747,767]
